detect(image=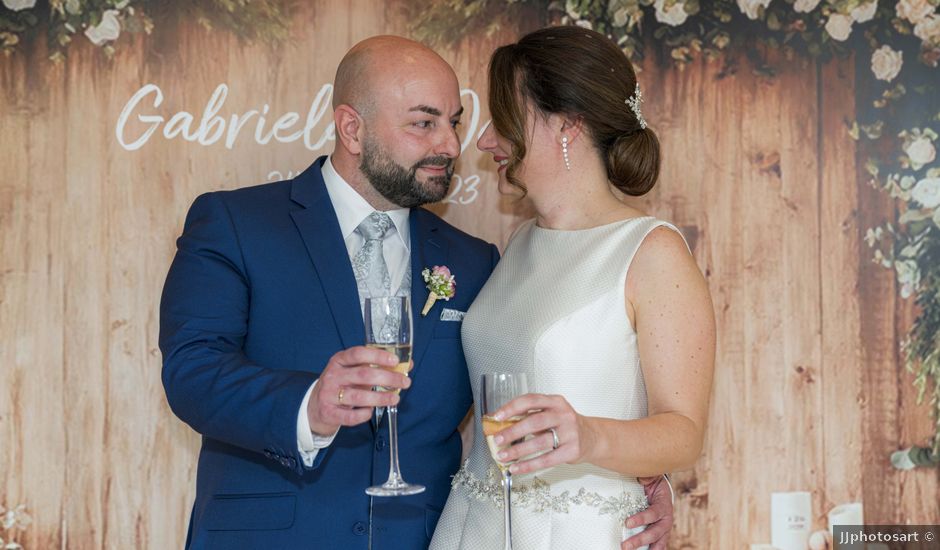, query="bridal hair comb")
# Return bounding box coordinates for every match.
[625,83,647,130]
